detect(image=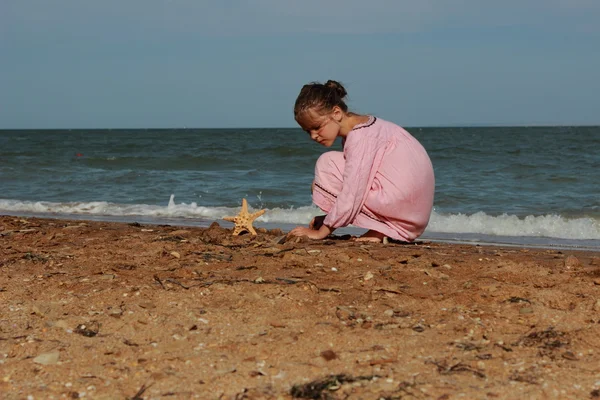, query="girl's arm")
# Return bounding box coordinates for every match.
[323,135,387,228]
